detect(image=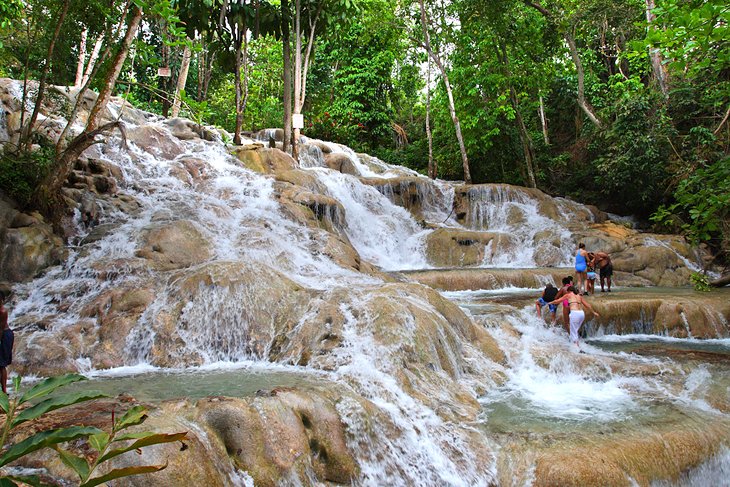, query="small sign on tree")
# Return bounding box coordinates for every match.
[292,114,304,129]
[157,67,171,77]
